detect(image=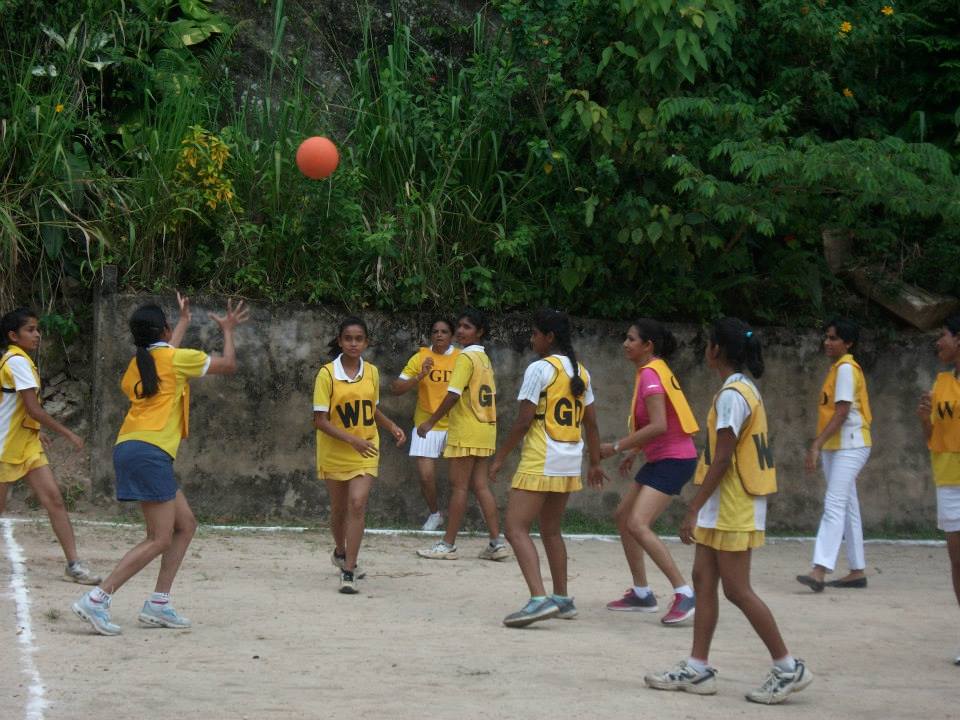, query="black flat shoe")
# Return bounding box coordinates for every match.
[825,577,867,588]
[796,574,825,593]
